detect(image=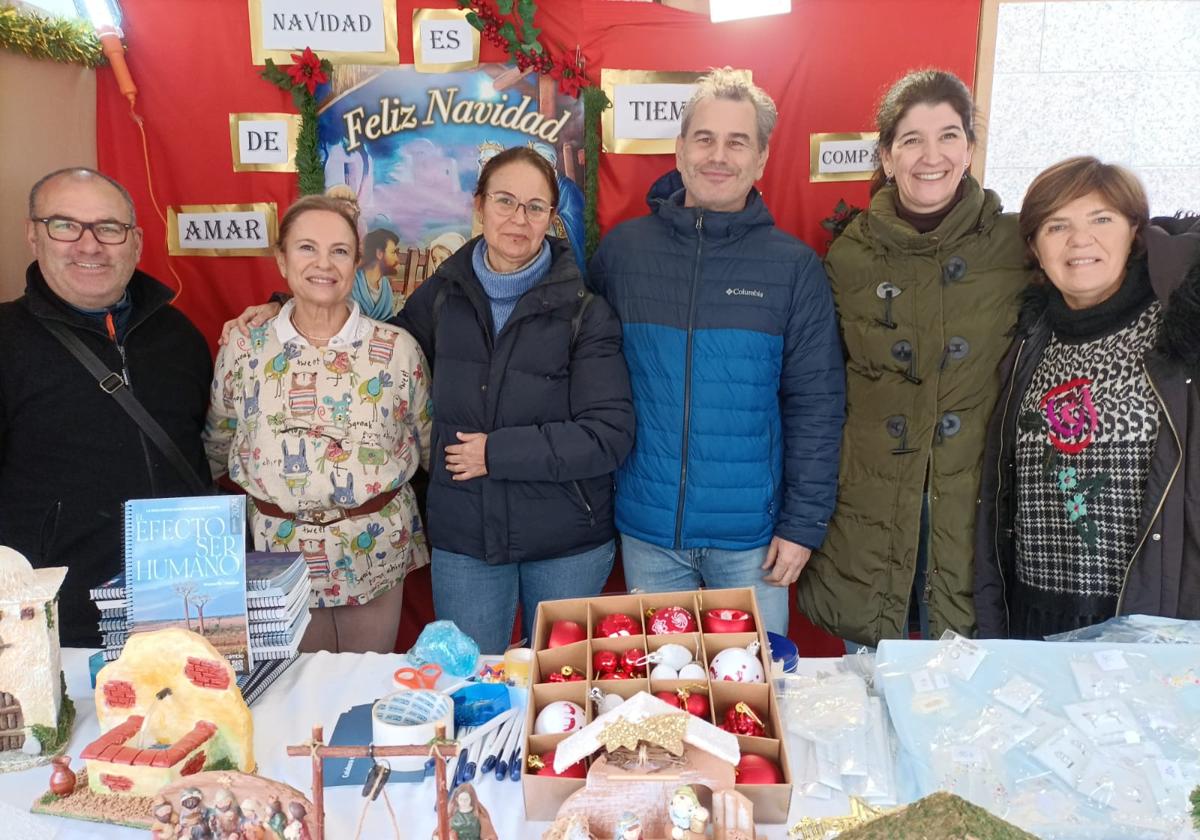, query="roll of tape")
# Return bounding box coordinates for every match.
[371,689,455,772]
